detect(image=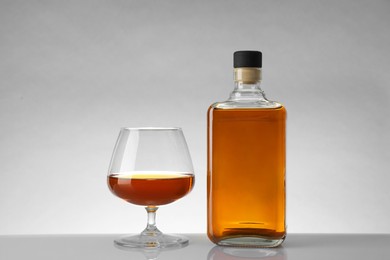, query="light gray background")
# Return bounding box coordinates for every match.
[1,0,389,235]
